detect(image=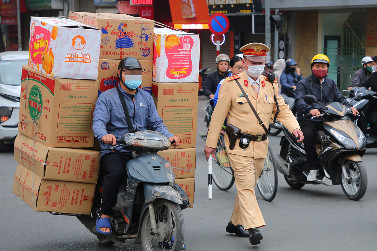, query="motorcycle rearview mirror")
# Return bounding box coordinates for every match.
[303,95,318,104]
